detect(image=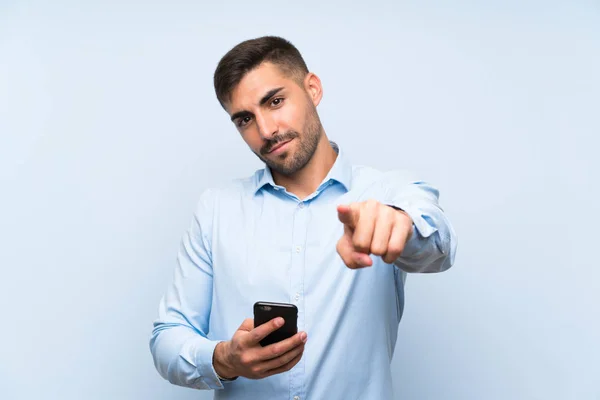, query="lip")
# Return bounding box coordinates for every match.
[268,139,293,154]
